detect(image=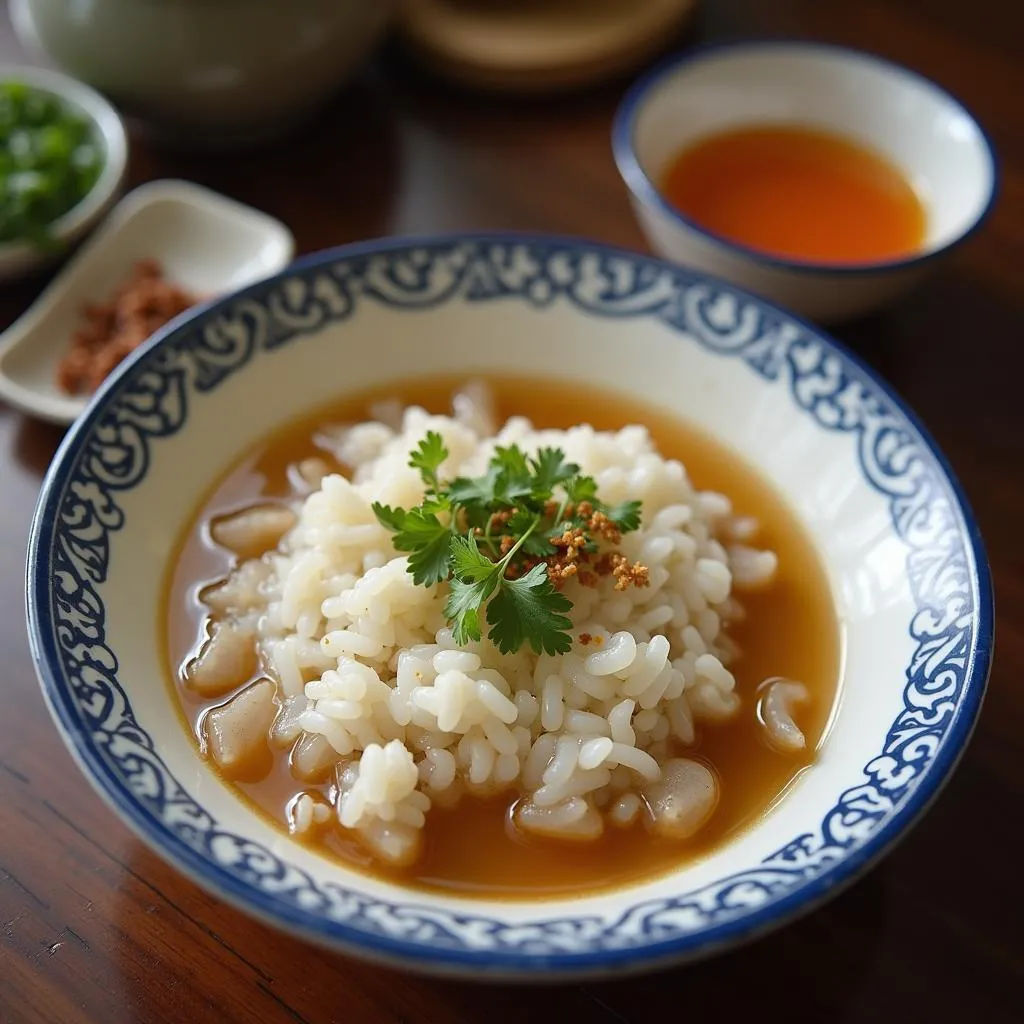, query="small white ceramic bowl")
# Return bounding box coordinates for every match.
[0,179,295,425]
[612,41,997,322]
[26,235,992,978]
[0,63,127,280]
